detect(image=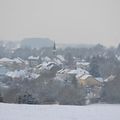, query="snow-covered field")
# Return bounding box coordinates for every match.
[0,103,120,120]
